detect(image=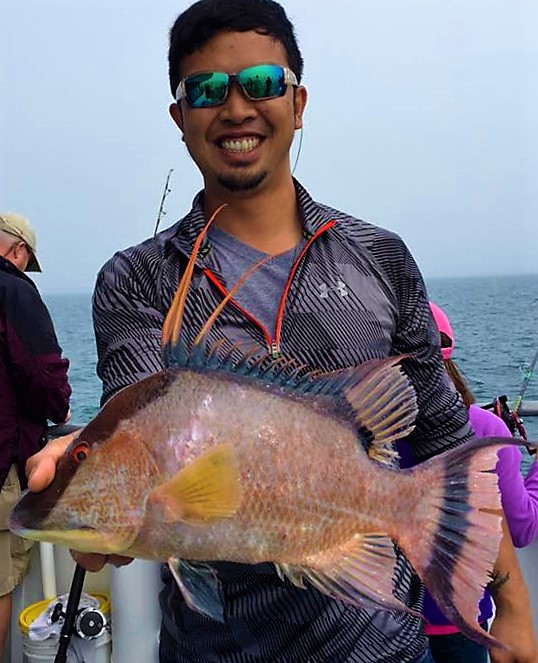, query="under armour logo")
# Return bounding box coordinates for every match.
[318,281,349,298]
